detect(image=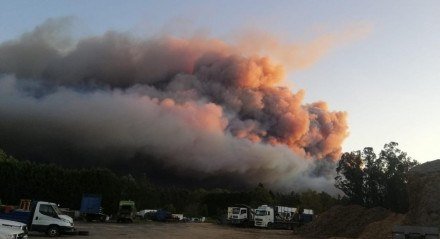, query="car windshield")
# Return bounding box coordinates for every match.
[255,210,266,216]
